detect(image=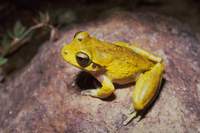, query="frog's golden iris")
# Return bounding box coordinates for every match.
[61,31,164,125]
